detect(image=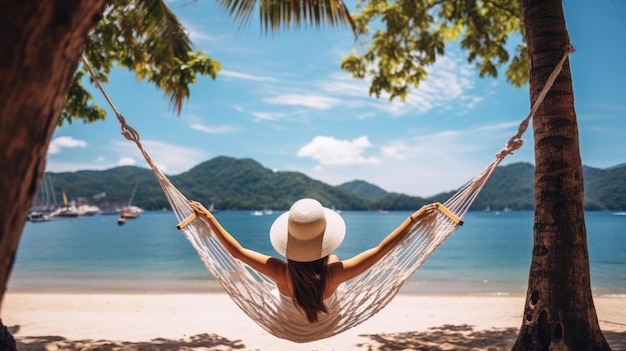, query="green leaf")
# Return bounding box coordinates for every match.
[342,0,528,100]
